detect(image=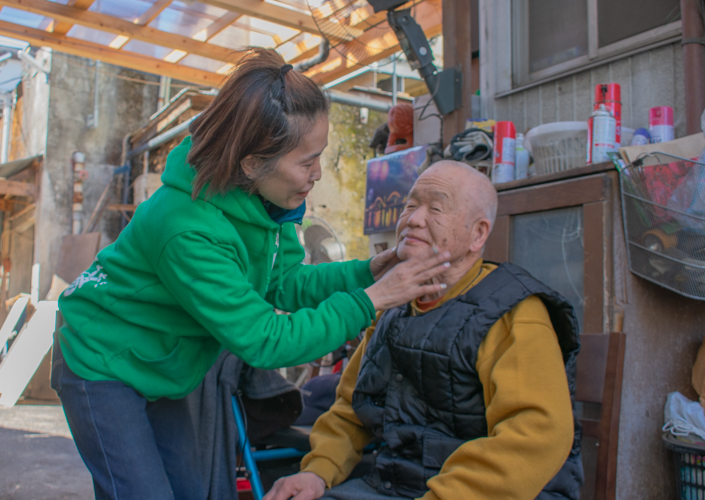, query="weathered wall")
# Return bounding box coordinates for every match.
[611,184,704,500]
[493,43,686,139]
[35,53,159,299]
[308,103,387,261]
